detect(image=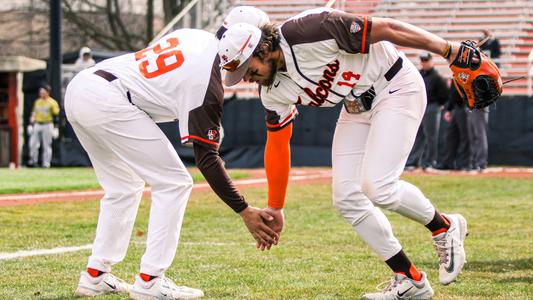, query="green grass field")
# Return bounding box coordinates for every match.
[0,168,250,194]
[0,173,532,299]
